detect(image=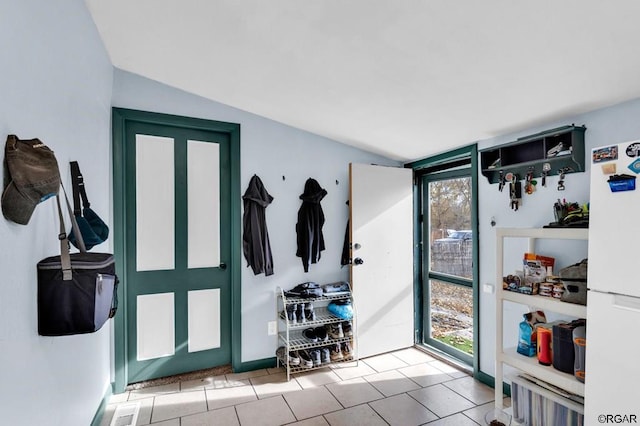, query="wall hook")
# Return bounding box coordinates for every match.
[336,179,339,185]
[282,175,286,181]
